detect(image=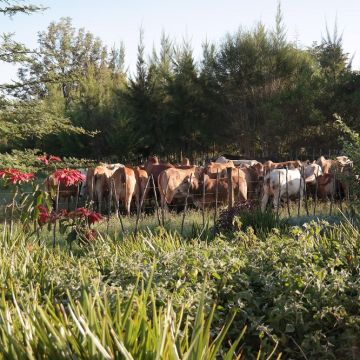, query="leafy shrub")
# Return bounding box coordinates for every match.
[216,200,279,236]
[0,148,96,173]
